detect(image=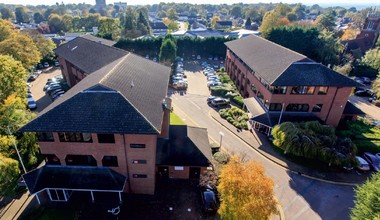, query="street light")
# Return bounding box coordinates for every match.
[219,131,225,148]
[7,125,27,174]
